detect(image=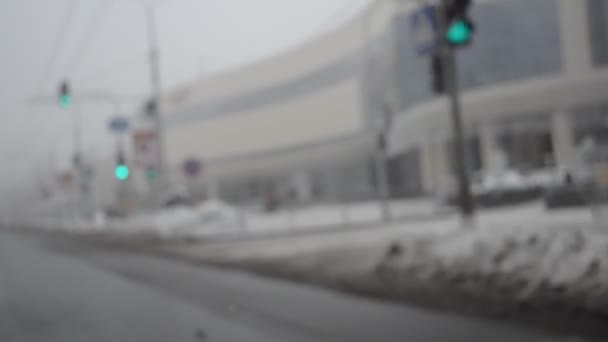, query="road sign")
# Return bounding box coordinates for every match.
[132,129,159,168]
[58,171,73,189]
[108,116,130,133]
[409,4,438,57]
[182,158,202,177]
